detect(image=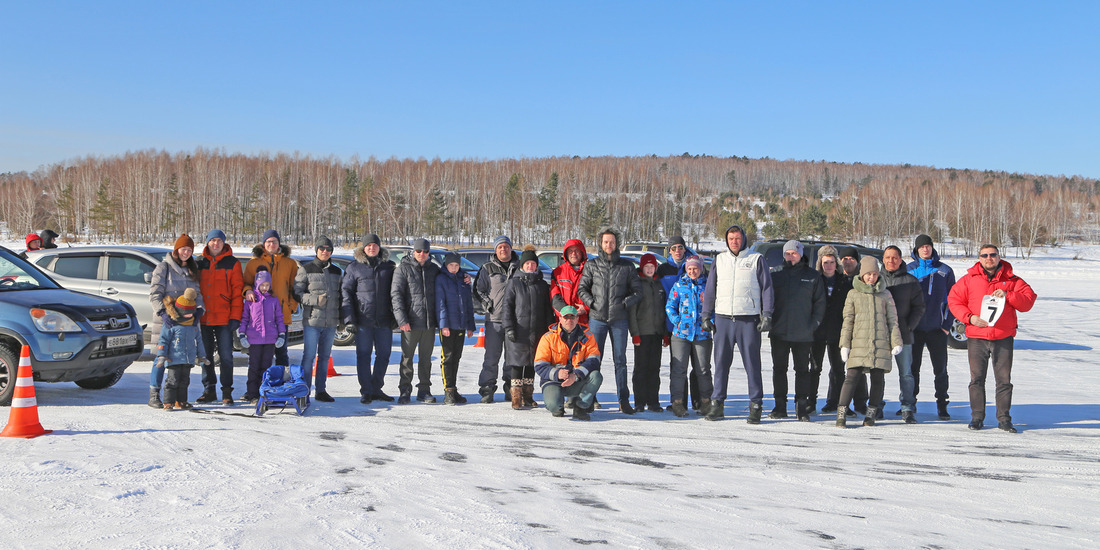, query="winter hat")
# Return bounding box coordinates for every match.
[412,238,430,252]
[206,229,227,243]
[859,256,880,277]
[254,269,272,291]
[362,233,381,246]
[783,240,804,256]
[443,252,461,267]
[174,233,195,252]
[25,233,42,249]
[261,229,281,244]
[915,234,934,249]
[493,235,512,249]
[668,236,686,248]
[519,248,539,267]
[685,256,704,270]
[175,288,198,311]
[837,246,860,261]
[639,253,659,271]
[315,235,334,250]
[559,306,579,317]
